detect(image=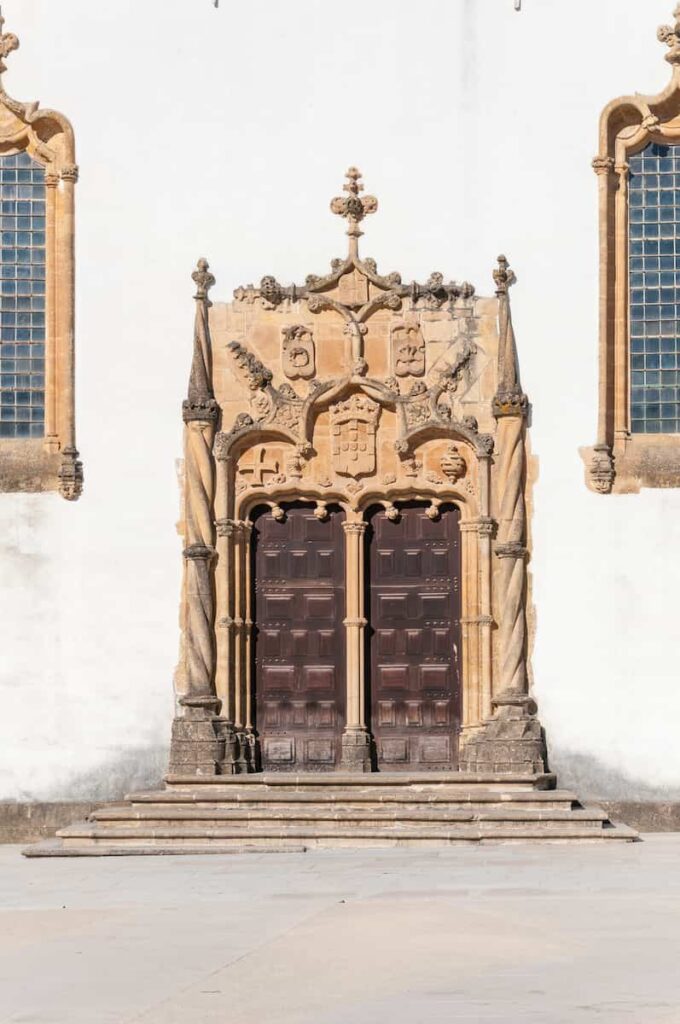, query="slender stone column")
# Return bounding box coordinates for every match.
[234,520,255,772]
[461,256,545,775]
[56,166,83,500]
[169,260,223,776]
[44,171,59,452]
[341,519,371,772]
